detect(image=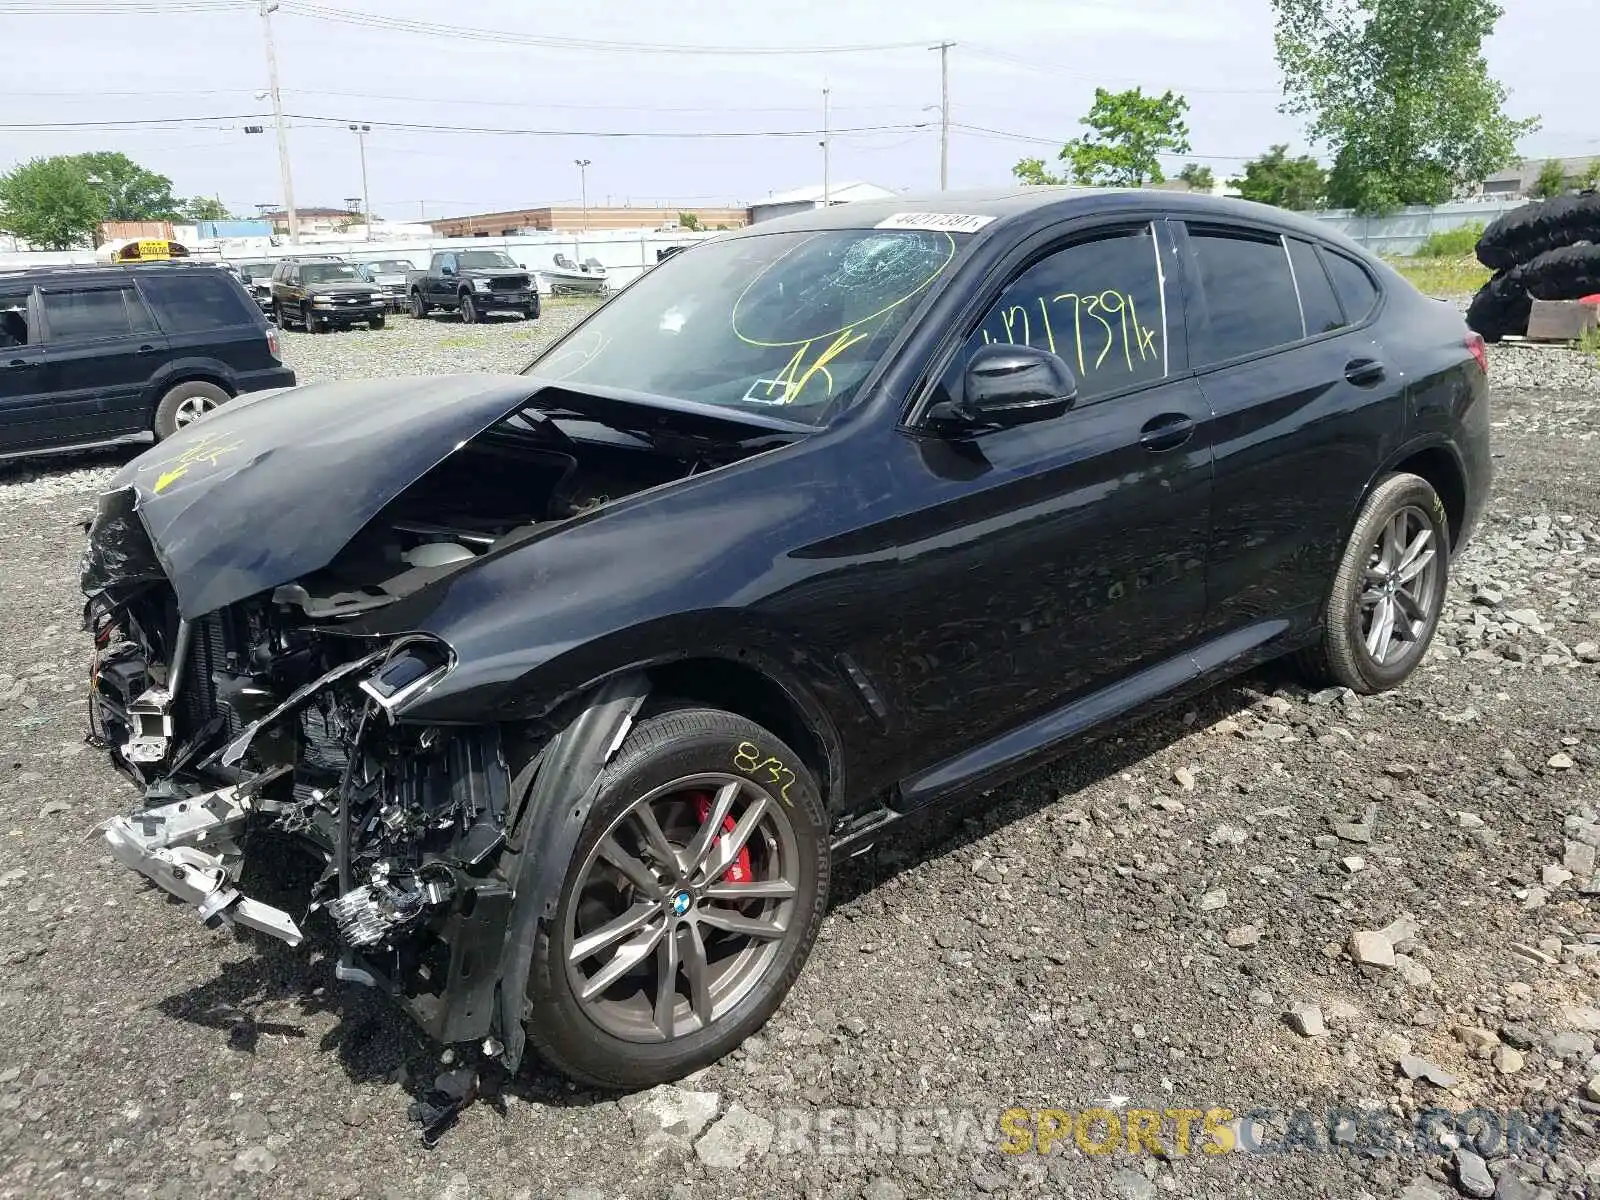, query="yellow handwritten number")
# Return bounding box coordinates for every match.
[733,741,795,806]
